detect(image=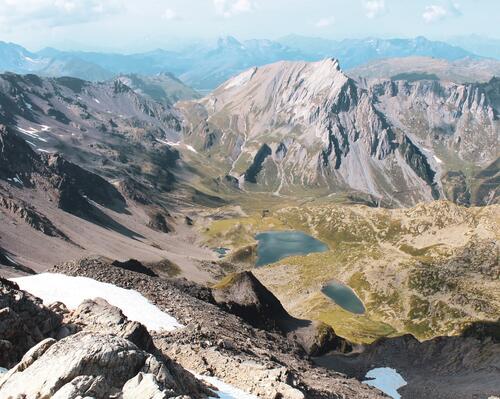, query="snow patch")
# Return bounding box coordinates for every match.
[16,127,48,142]
[421,147,442,164]
[12,273,183,332]
[156,139,197,153]
[0,367,7,375]
[193,373,258,399]
[12,175,23,185]
[36,148,51,153]
[363,367,407,399]
[225,67,257,89]
[23,55,41,64]
[94,98,101,104]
